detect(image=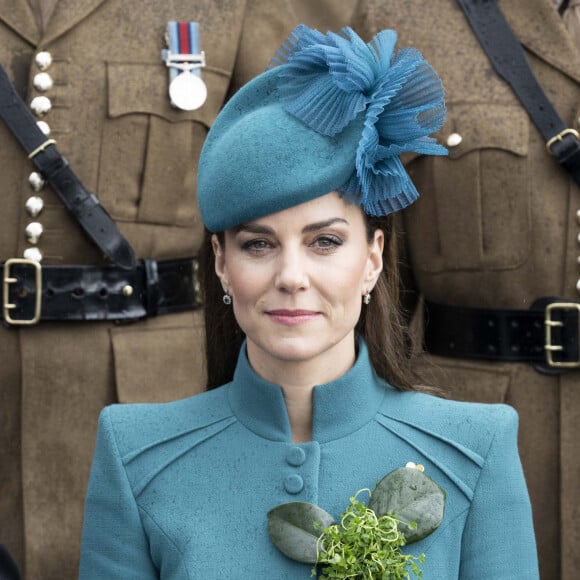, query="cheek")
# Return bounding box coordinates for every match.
[318,263,367,307]
[227,266,269,303]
